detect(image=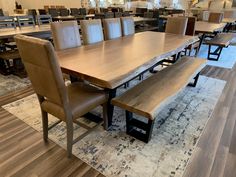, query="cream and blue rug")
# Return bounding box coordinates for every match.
[0,74,31,96]
[198,44,236,69]
[3,75,226,177]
